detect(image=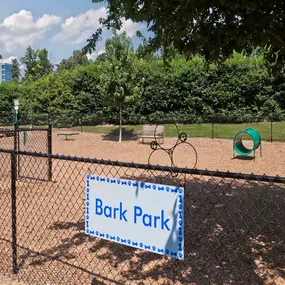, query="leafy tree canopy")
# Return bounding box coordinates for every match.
[99,32,142,141]
[11,59,21,82]
[84,0,285,69]
[57,50,89,72]
[37,49,53,77]
[21,46,53,82]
